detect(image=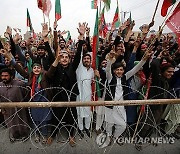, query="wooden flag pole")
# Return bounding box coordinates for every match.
[43,13,46,24]
[151,0,160,22]
[48,16,51,28]
[161,2,177,29]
